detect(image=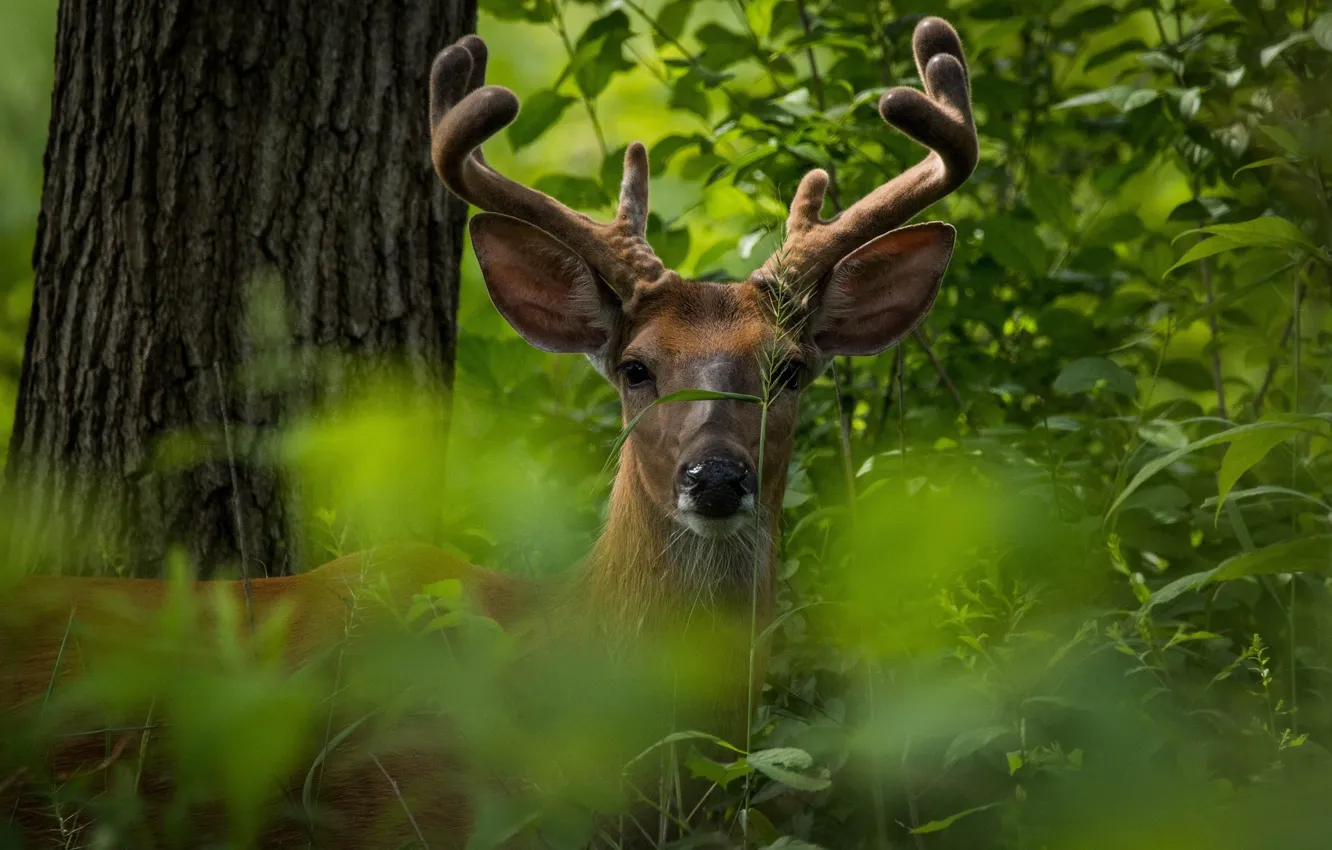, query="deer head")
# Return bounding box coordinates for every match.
[429,18,977,601]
